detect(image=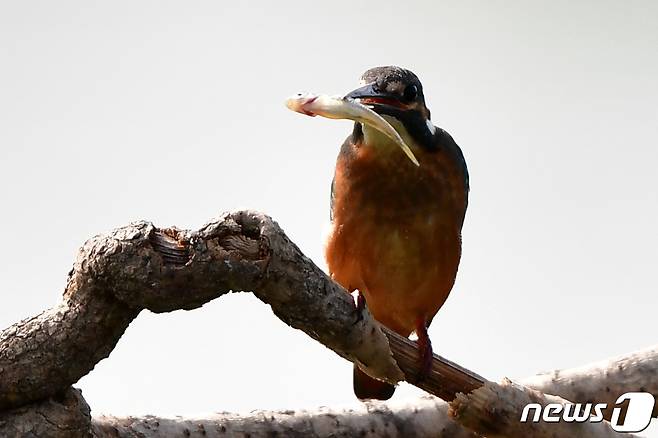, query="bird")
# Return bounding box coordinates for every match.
[325,66,469,400]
